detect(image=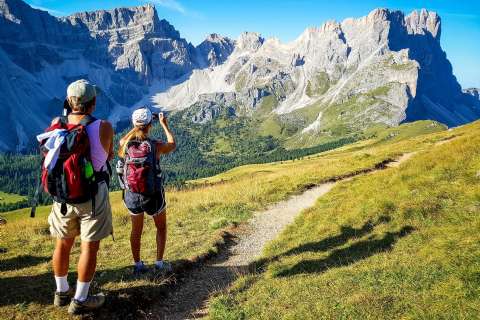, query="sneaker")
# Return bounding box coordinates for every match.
[154,261,173,274]
[133,261,149,275]
[67,293,105,315]
[53,289,73,307]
